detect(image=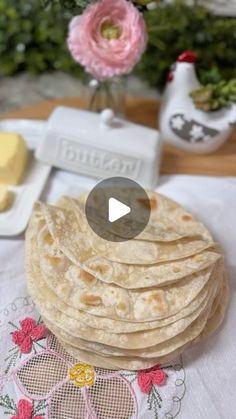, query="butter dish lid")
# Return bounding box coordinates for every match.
[36,106,159,159]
